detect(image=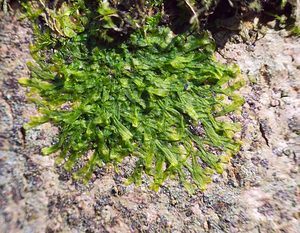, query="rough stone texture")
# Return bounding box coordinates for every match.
[0,13,299,233]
